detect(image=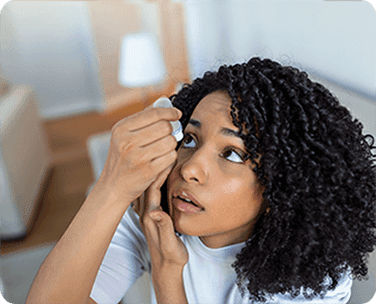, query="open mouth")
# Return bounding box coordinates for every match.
[177,196,200,207]
[173,195,203,213]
